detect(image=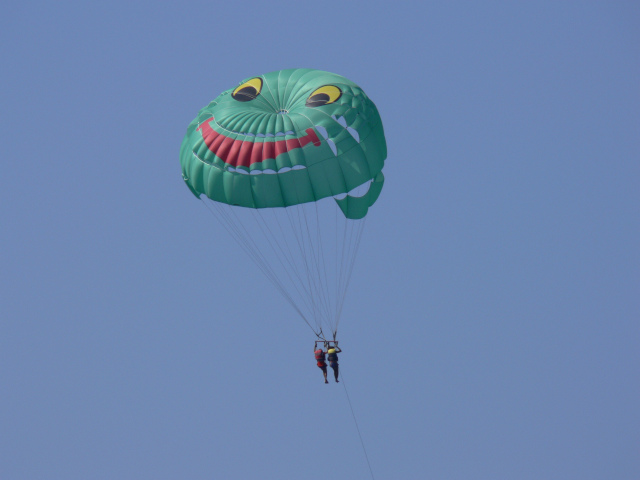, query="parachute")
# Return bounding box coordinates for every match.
[180,69,387,341]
